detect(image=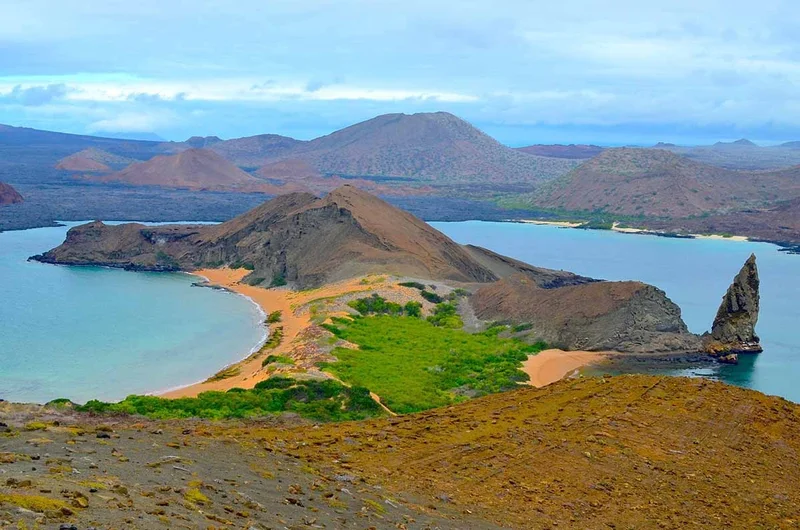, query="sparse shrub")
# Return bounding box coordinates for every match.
[420,290,443,304]
[266,310,282,324]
